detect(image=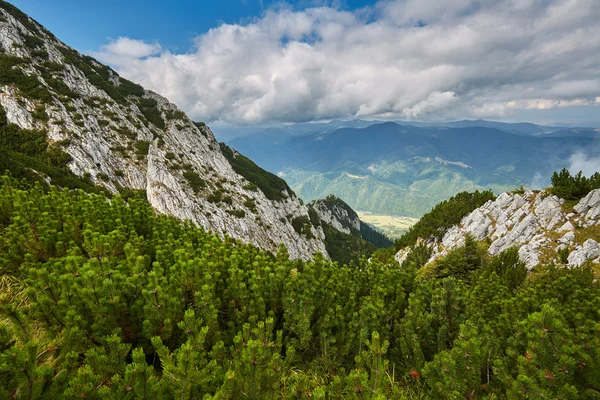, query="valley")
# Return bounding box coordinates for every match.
[355,211,419,238]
